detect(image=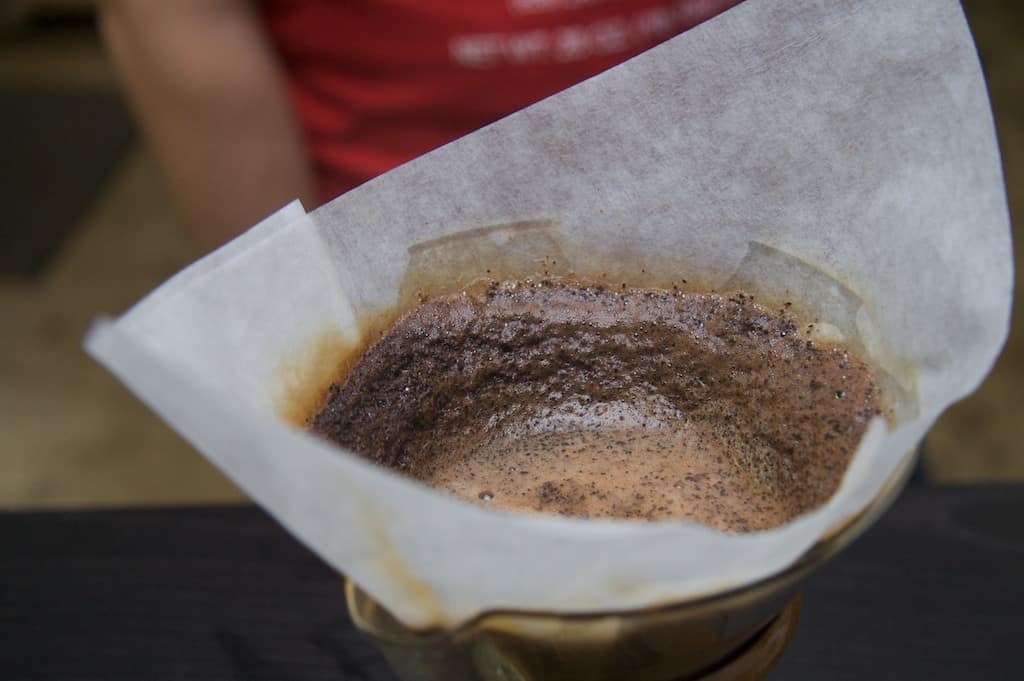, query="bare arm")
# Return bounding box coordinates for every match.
[99,0,316,251]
